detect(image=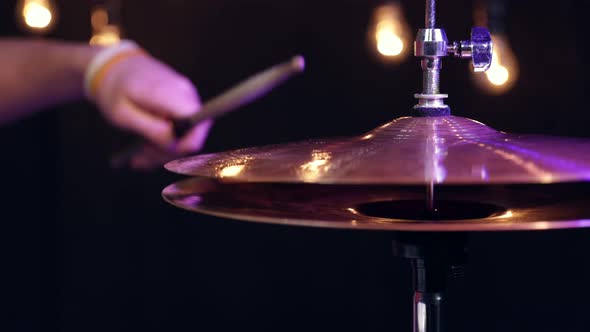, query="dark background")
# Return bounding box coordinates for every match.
[1,0,589,331]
